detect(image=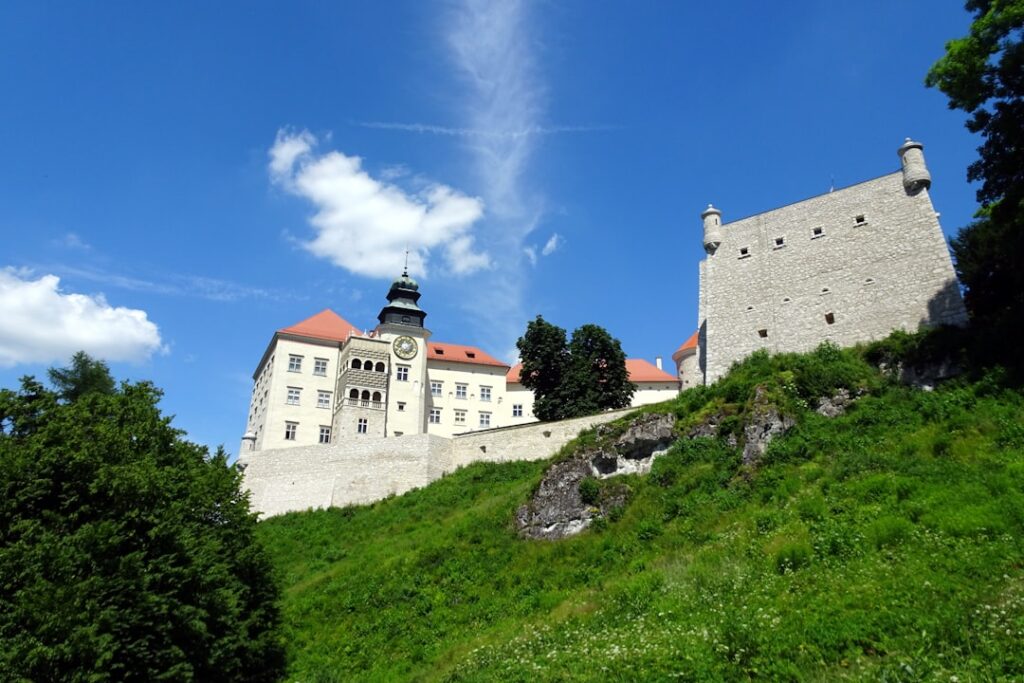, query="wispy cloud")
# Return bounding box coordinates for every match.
[355,120,615,139]
[445,0,546,358]
[46,264,292,303]
[0,267,164,367]
[541,233,562,256]
[268,128,490,278]
[51,232,92,251]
